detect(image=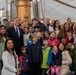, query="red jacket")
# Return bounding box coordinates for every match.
[66,37,74,44]
[48,38,60,47]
